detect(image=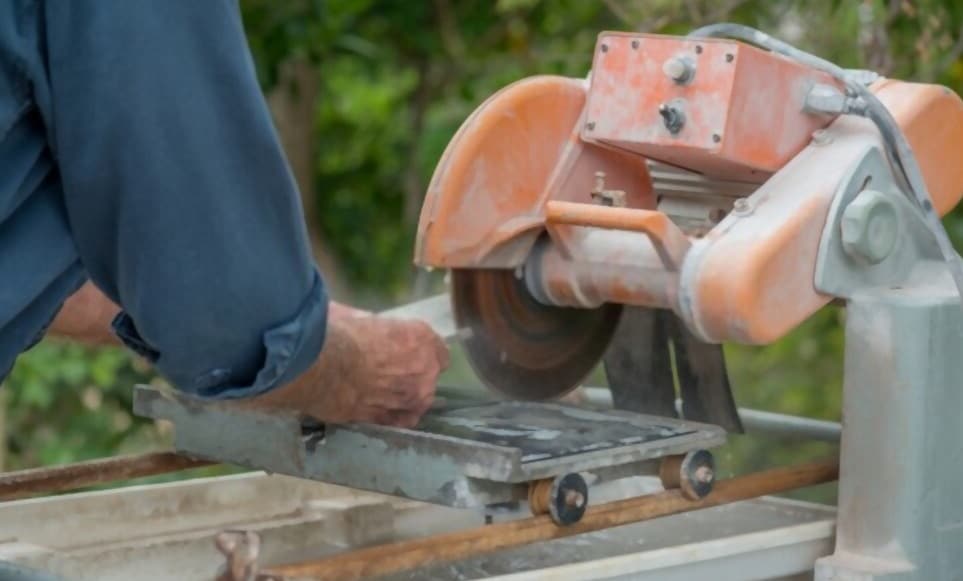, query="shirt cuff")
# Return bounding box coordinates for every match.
[112,270,329,400]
